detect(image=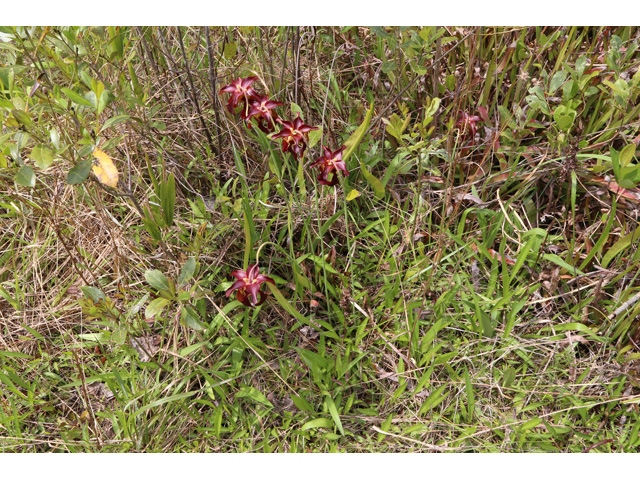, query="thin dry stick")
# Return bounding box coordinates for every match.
[71,350,102,449]
[155,27,197,153]
[293,26,301,106]
[373,29,476,125]
[204,26,223,161]
[177,26,215,154]
[279,28,290,98]
[608,290,640,321]
[371,426,461,452]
